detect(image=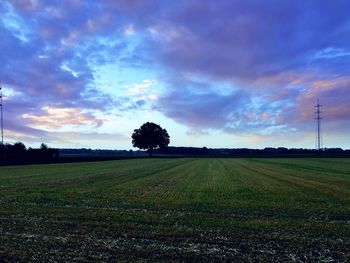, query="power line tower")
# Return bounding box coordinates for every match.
[314,99,323,151]
[0,81,3,145]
